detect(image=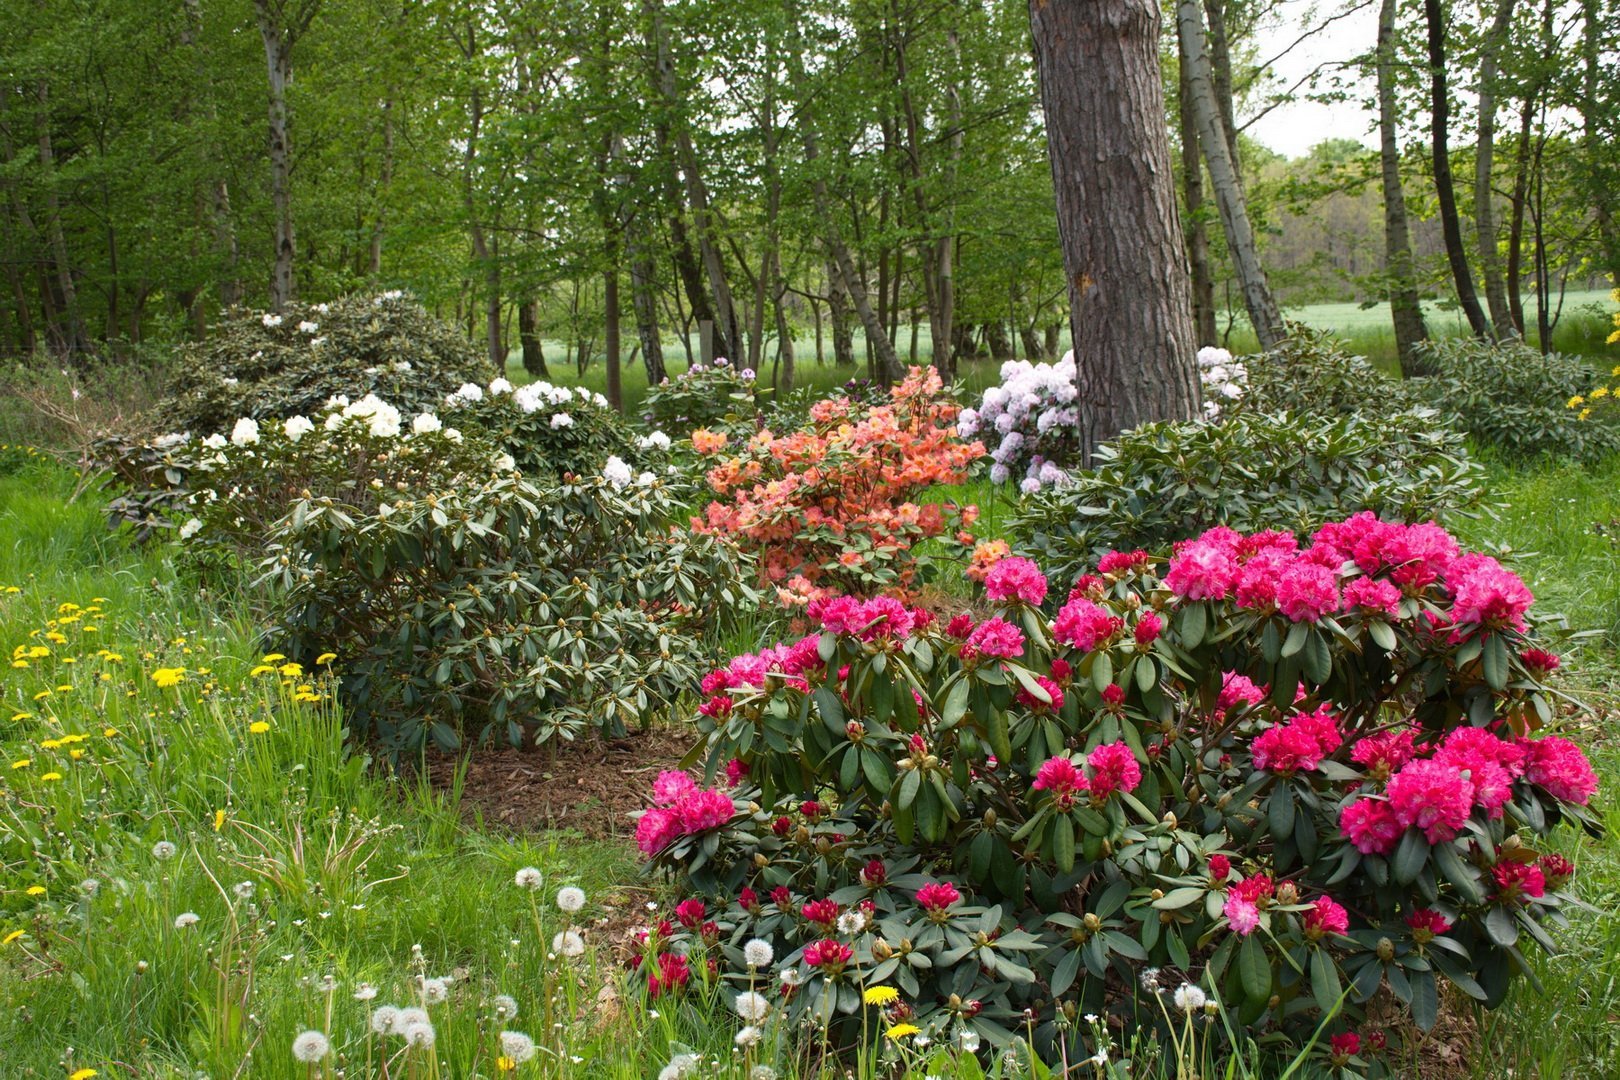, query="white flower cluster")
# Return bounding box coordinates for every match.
[1197,346,1246,419]
[958,353,1080,492]
[323,393,403,438]
[601,456,657,490]
[444,378,609,439]
[638,430,672,451]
